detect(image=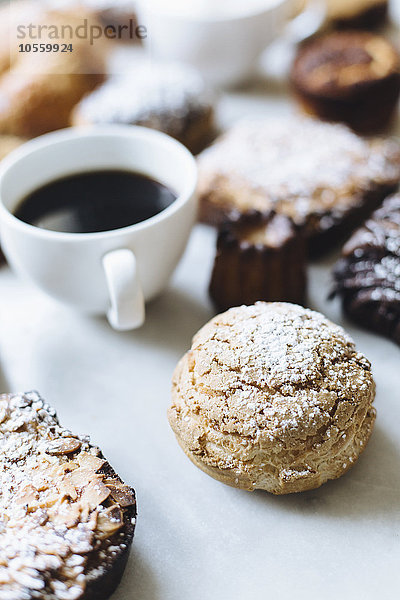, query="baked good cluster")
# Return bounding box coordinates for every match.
[0,0,399,598]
